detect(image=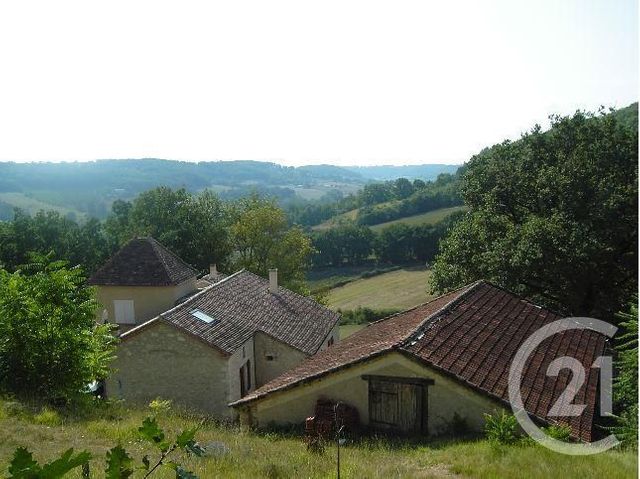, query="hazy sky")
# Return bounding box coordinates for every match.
[0,0,636,166]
